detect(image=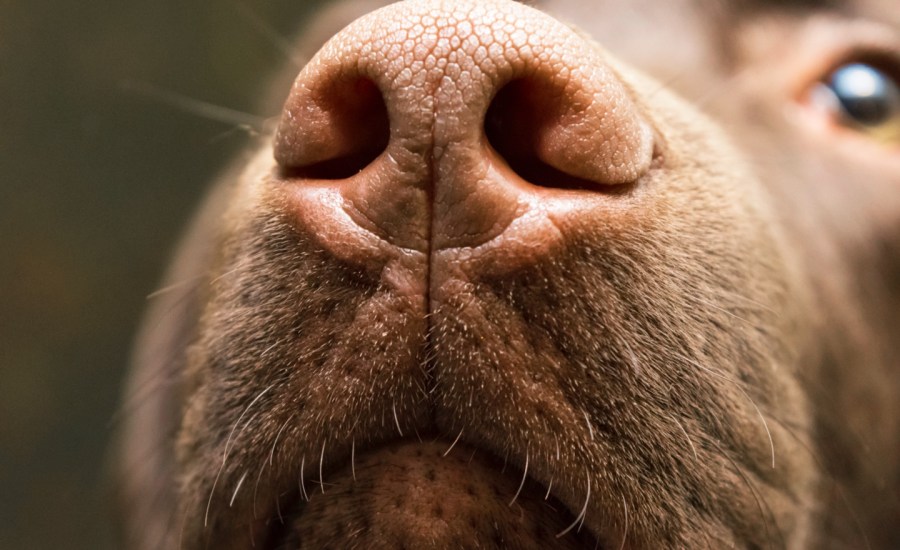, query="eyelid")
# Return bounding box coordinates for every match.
[785,17,900,102]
